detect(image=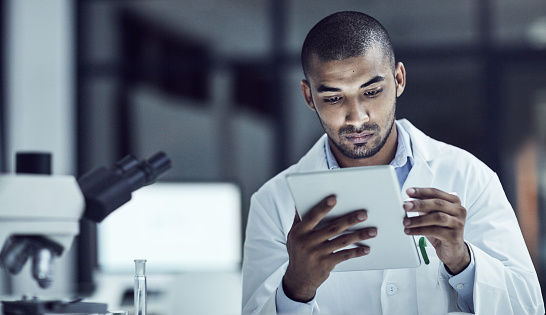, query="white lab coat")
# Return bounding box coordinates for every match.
[242,119,544,315]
